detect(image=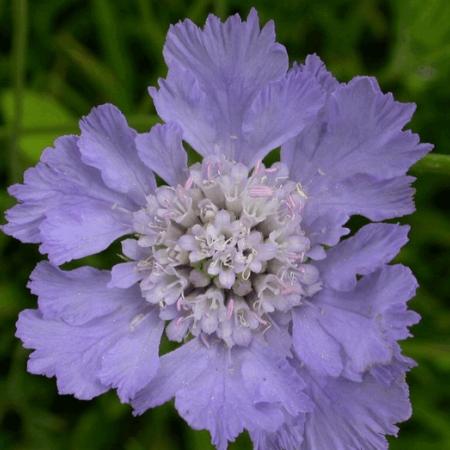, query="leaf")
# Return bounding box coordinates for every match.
[2,90,76,163]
